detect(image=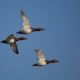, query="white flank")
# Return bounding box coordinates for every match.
[24,28,32,33]
[9,39,14,43]
[37,62,46,66]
